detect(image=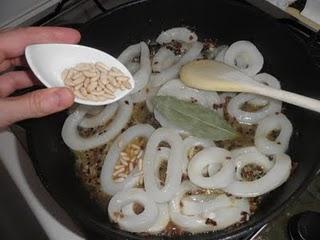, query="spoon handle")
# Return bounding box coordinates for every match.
[252,86,320,113]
